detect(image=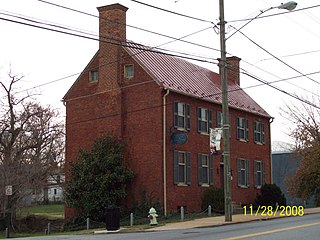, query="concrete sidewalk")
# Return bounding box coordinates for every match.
[146,207,320,231]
